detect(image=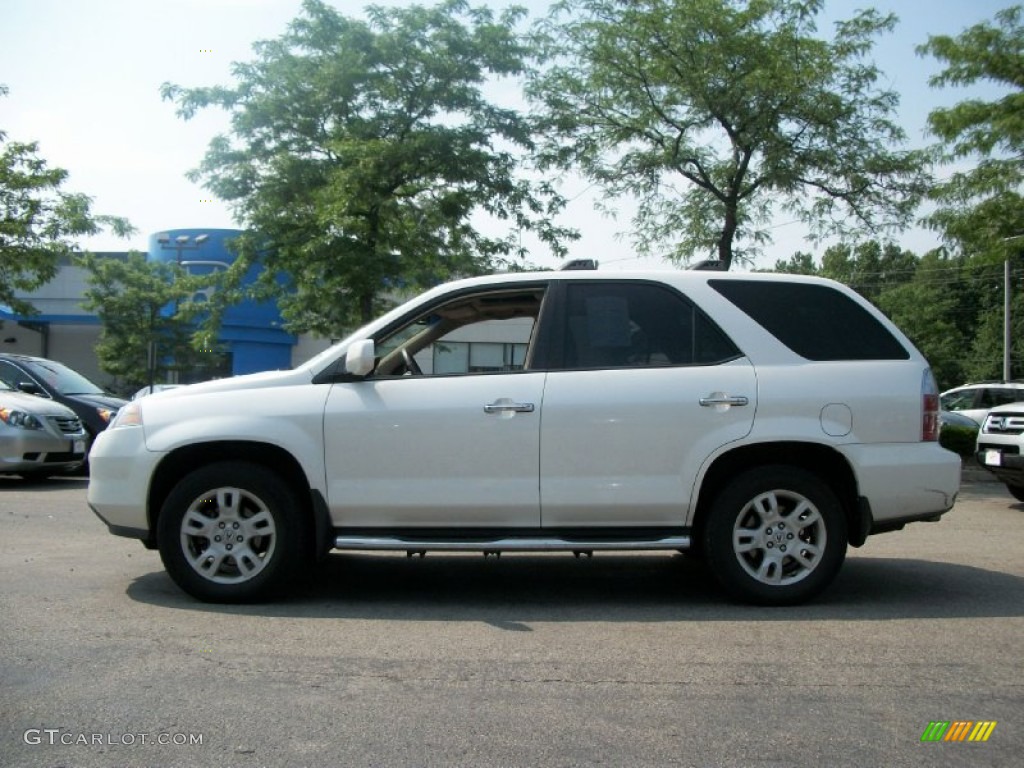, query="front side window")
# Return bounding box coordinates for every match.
[372,288,545,377]
[557,282,740,369]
